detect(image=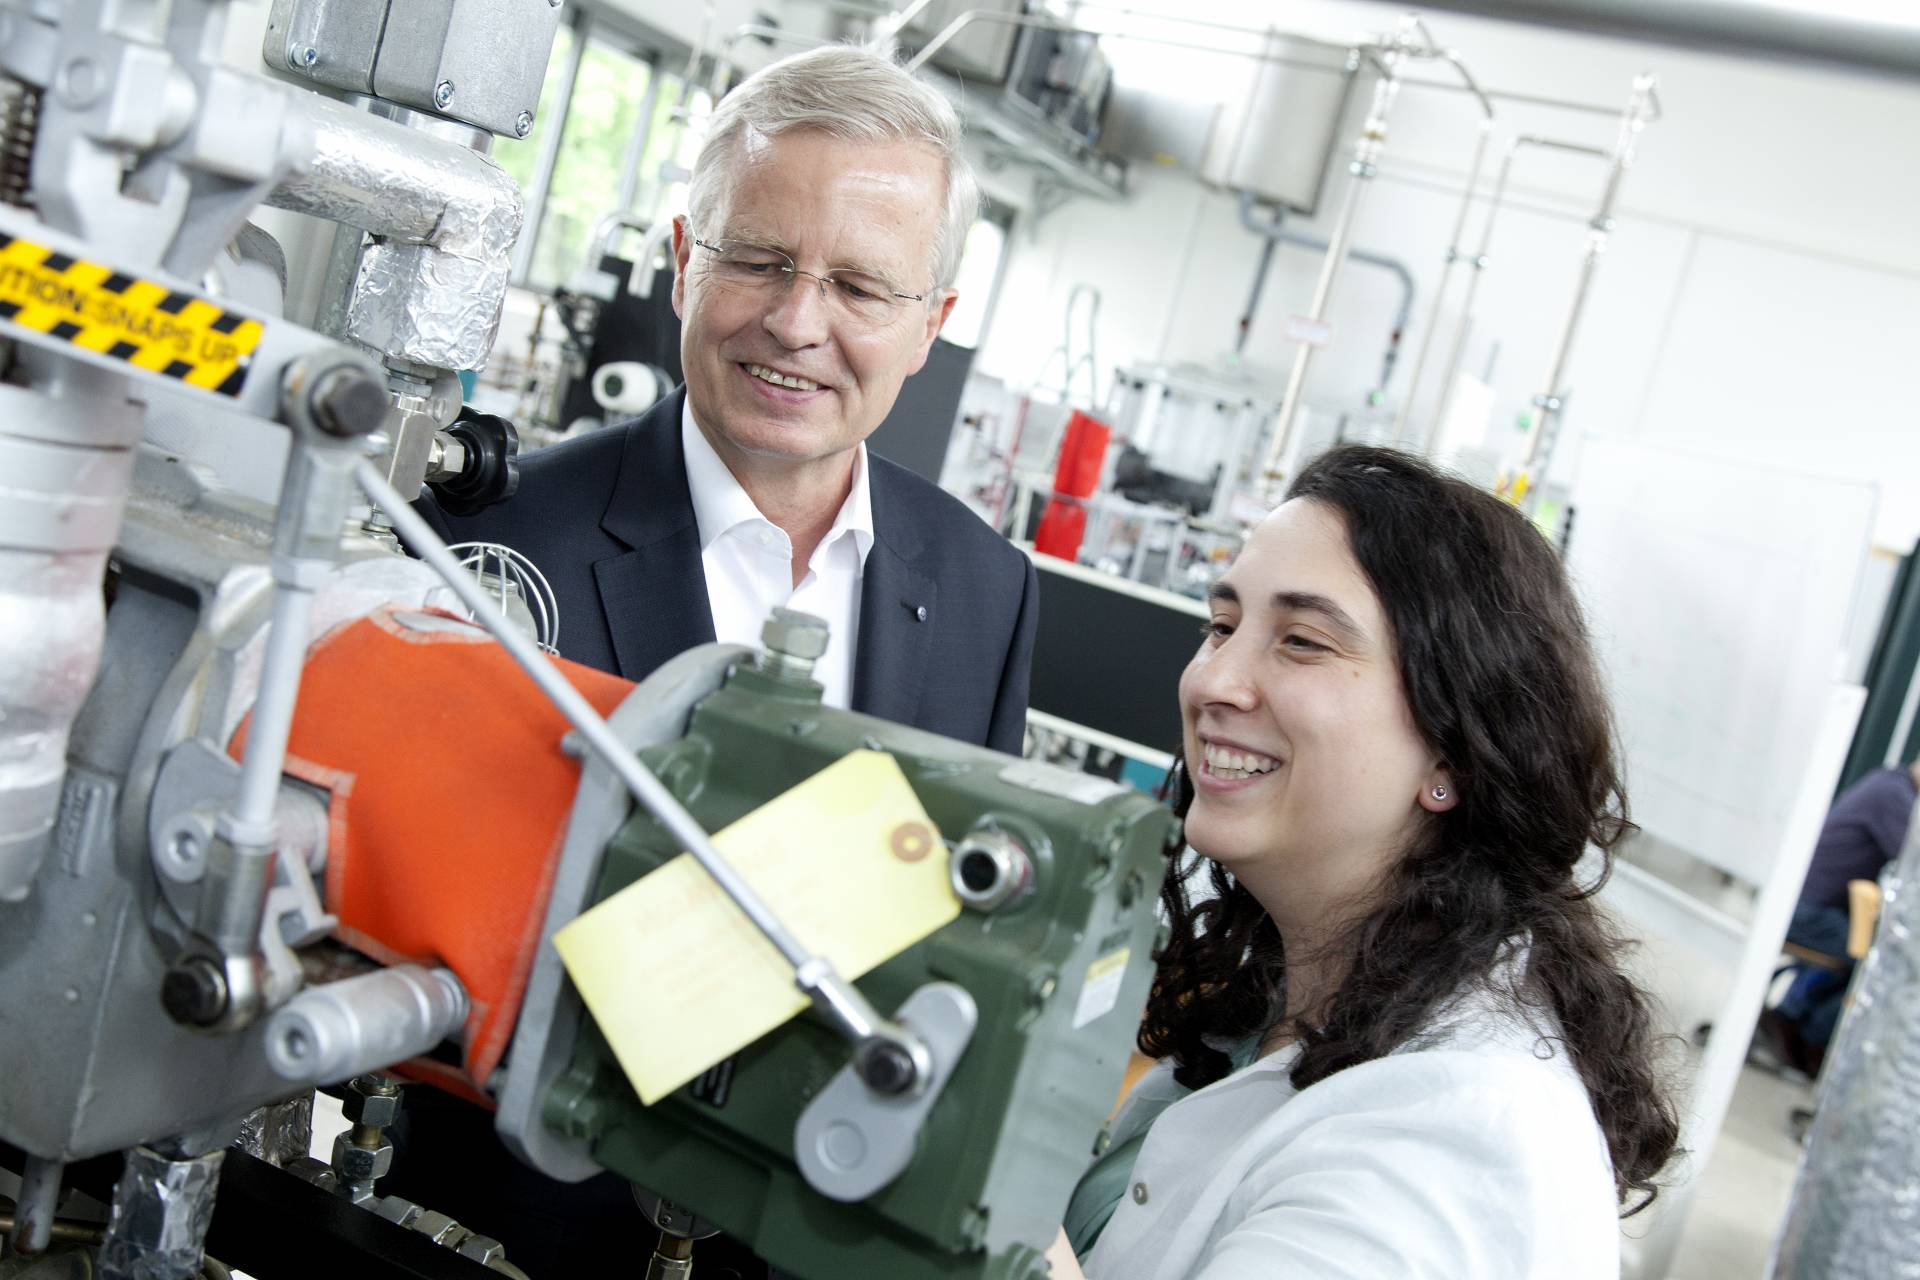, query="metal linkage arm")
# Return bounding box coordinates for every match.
[361,465,932,1095]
